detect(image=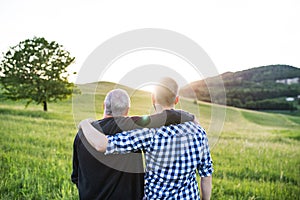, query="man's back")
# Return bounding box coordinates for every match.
[72,117,144,200]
